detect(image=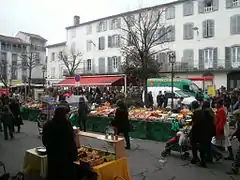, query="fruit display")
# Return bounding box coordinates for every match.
[22,101,44,110]
[76,146,116,167]
[89,105,116,117]
[129,108,170,120]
